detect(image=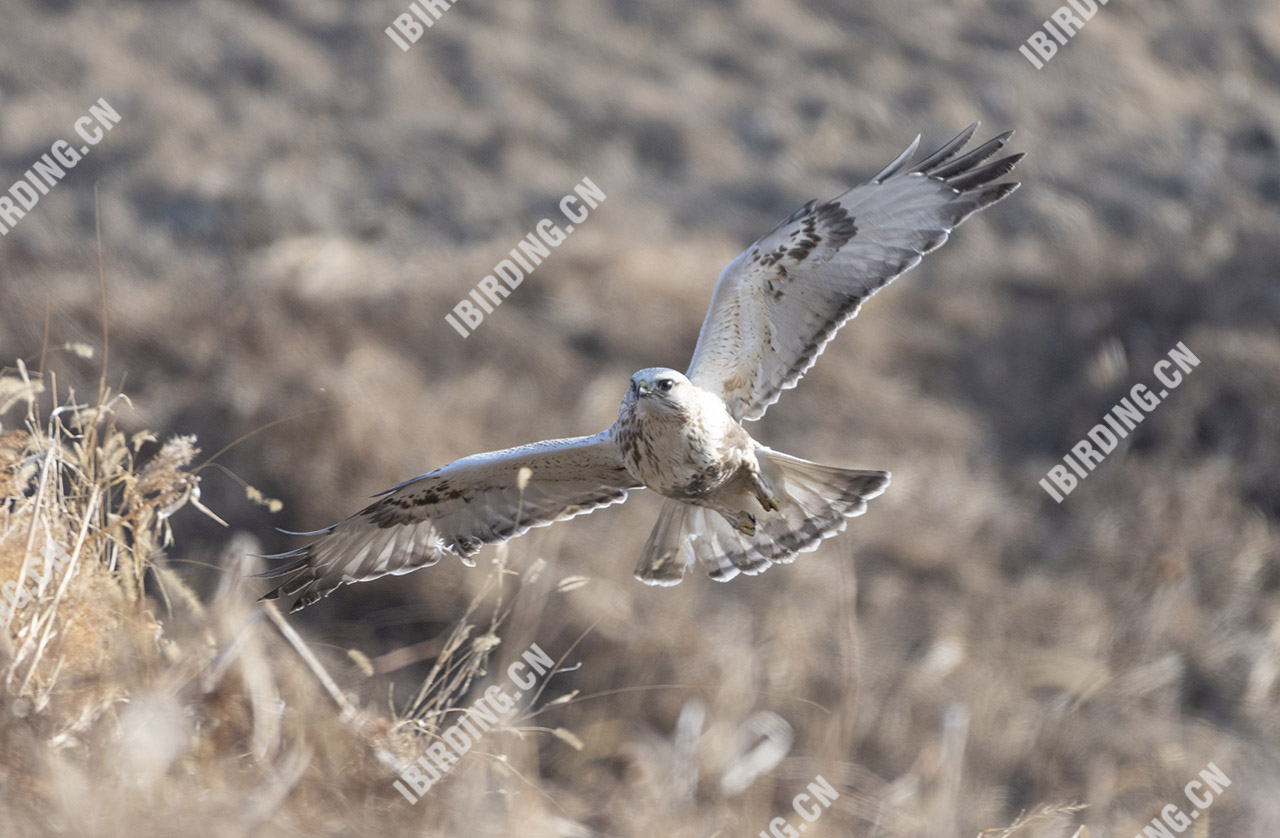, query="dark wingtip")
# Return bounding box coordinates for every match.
[252,553,310,579]
[872,134,923,183]
[909,123,979,174]
[946,153,1022,192]
[982,177,1022,203]
[253,552,313,610]
[289,591,323,612]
